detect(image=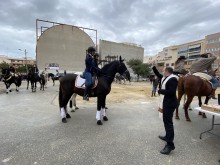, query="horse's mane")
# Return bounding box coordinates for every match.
[101,61,119,72]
